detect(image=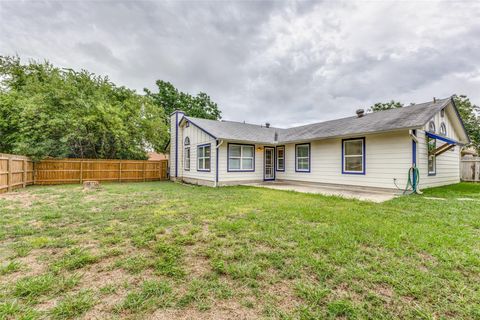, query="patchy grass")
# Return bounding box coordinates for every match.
[0,181,479,319]
[50,290,94,319]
